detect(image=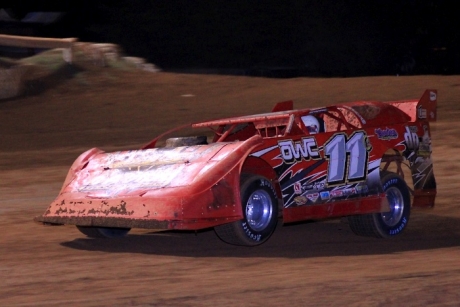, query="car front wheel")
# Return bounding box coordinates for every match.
[76,226,131,238]
[214,174,278,246]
